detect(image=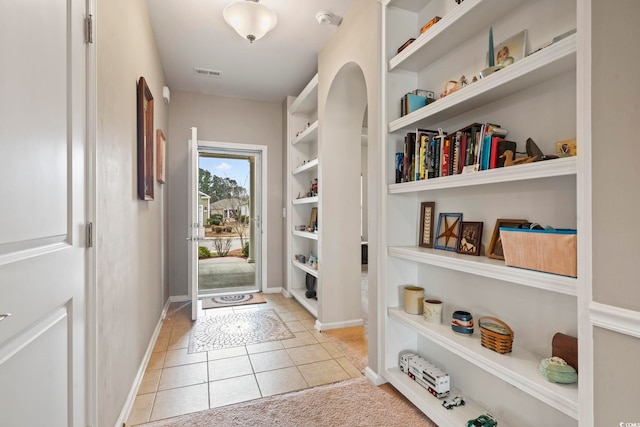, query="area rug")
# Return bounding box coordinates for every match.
[202,293,266,309]
[188,309,294,353]
[137,376,437,427]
